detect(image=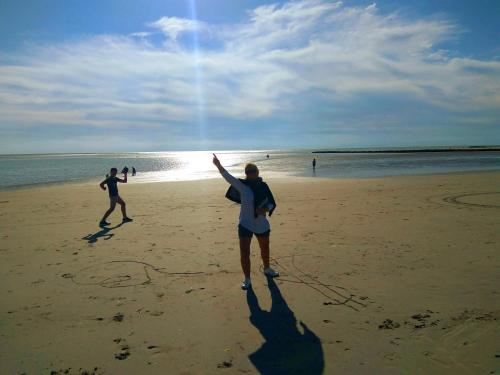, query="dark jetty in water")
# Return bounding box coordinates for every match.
[312,146,500,154]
